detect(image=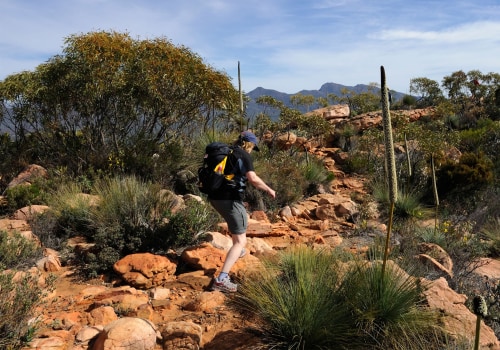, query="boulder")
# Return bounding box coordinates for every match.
[6,164,48,190]
[160,321,202,350]
[113,253,177,289]
[13,204,50,221]
[91,317,160,350]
